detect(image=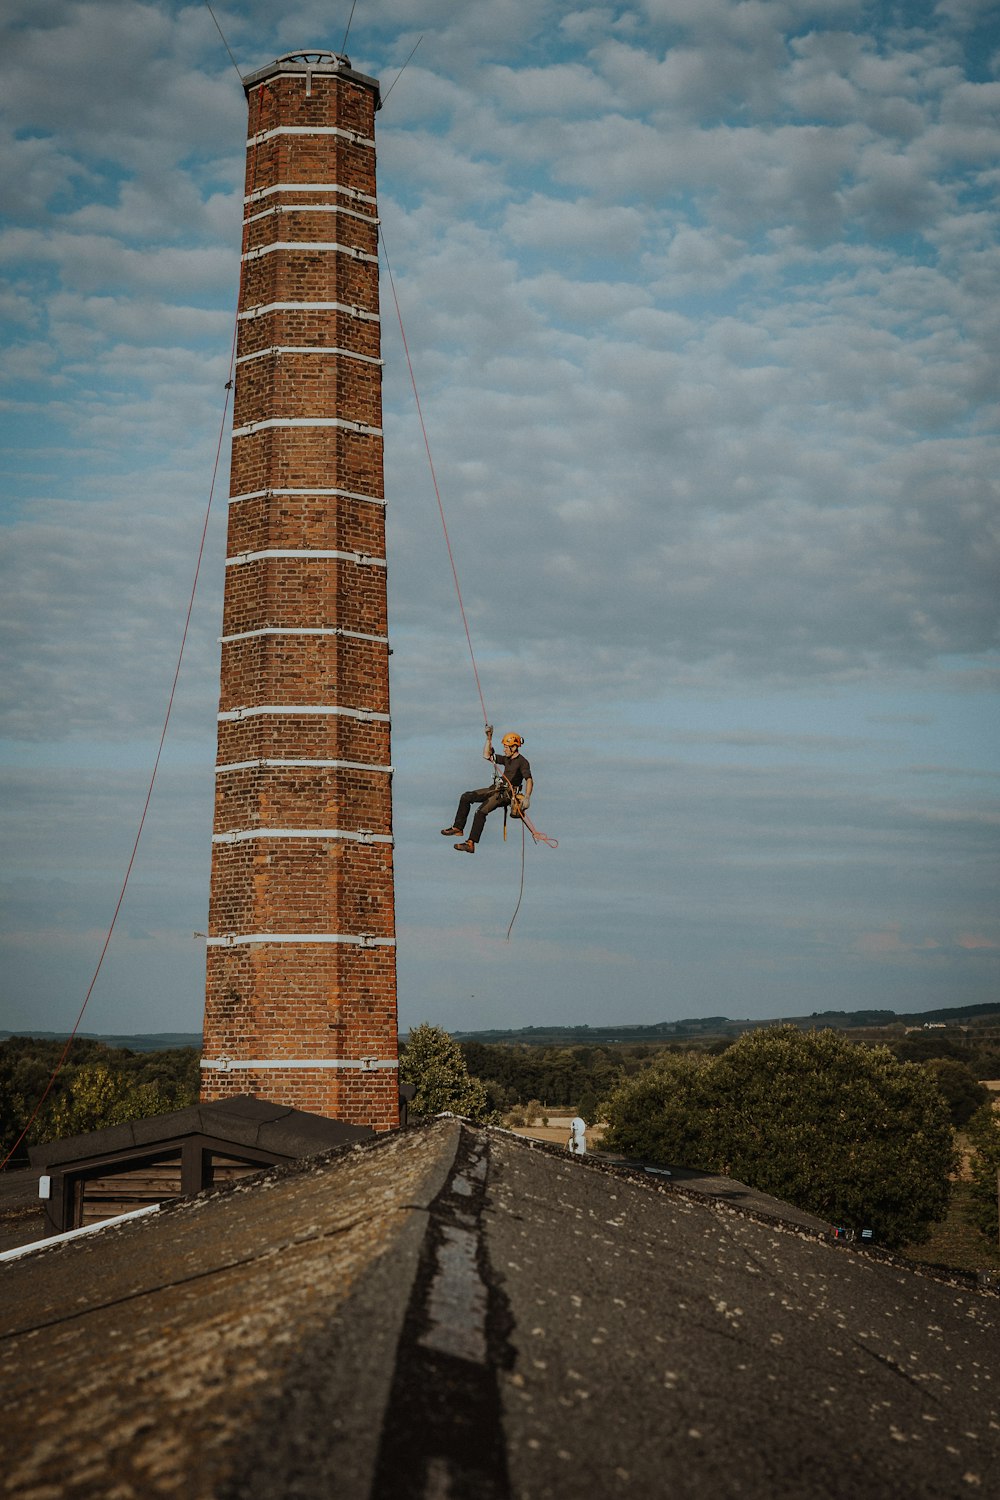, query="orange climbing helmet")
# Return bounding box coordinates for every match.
[501,732,524,752]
